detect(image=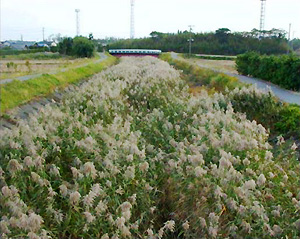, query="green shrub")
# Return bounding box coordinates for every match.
[236,52,300,91]
[228,87,300,139]
[275,104,300,136]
